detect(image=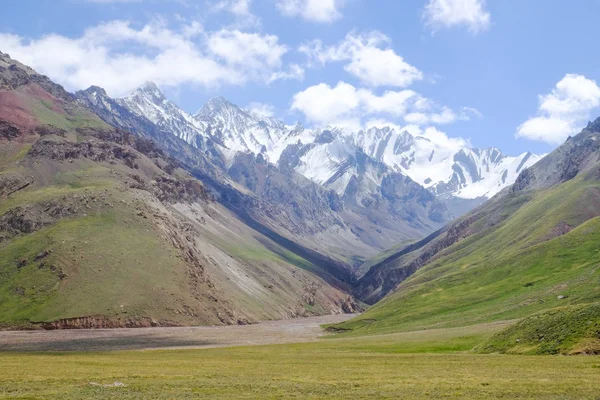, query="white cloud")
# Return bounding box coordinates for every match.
[517,74,600,144]
[291,82,361,125]
[299,31,422,88]
[423,0,491,34]
[210,0,260,28]
[419,126,470,151]
[360,90,418,116]
[0,20,298,97]
[246,102,276,118]
[267,64,305,84]
[290,81,476,128]
[207,29,287,69]
[276,0,345,23]
[405,106,481,125]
